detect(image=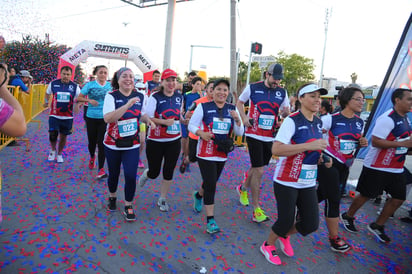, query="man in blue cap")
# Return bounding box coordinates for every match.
[236,63,290,223]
